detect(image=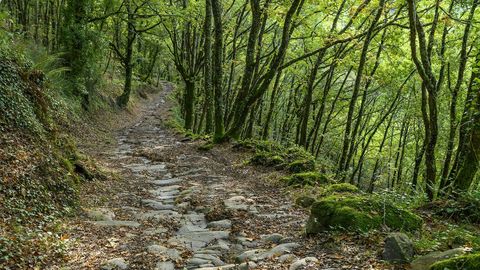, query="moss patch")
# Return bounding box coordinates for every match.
[284,172,331,186]
[323,183,359,195]
[430,253,480,270]
[295,196,316,208]
[306,195,423,233]
[239,140,316,173]
[288,159,315,173]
